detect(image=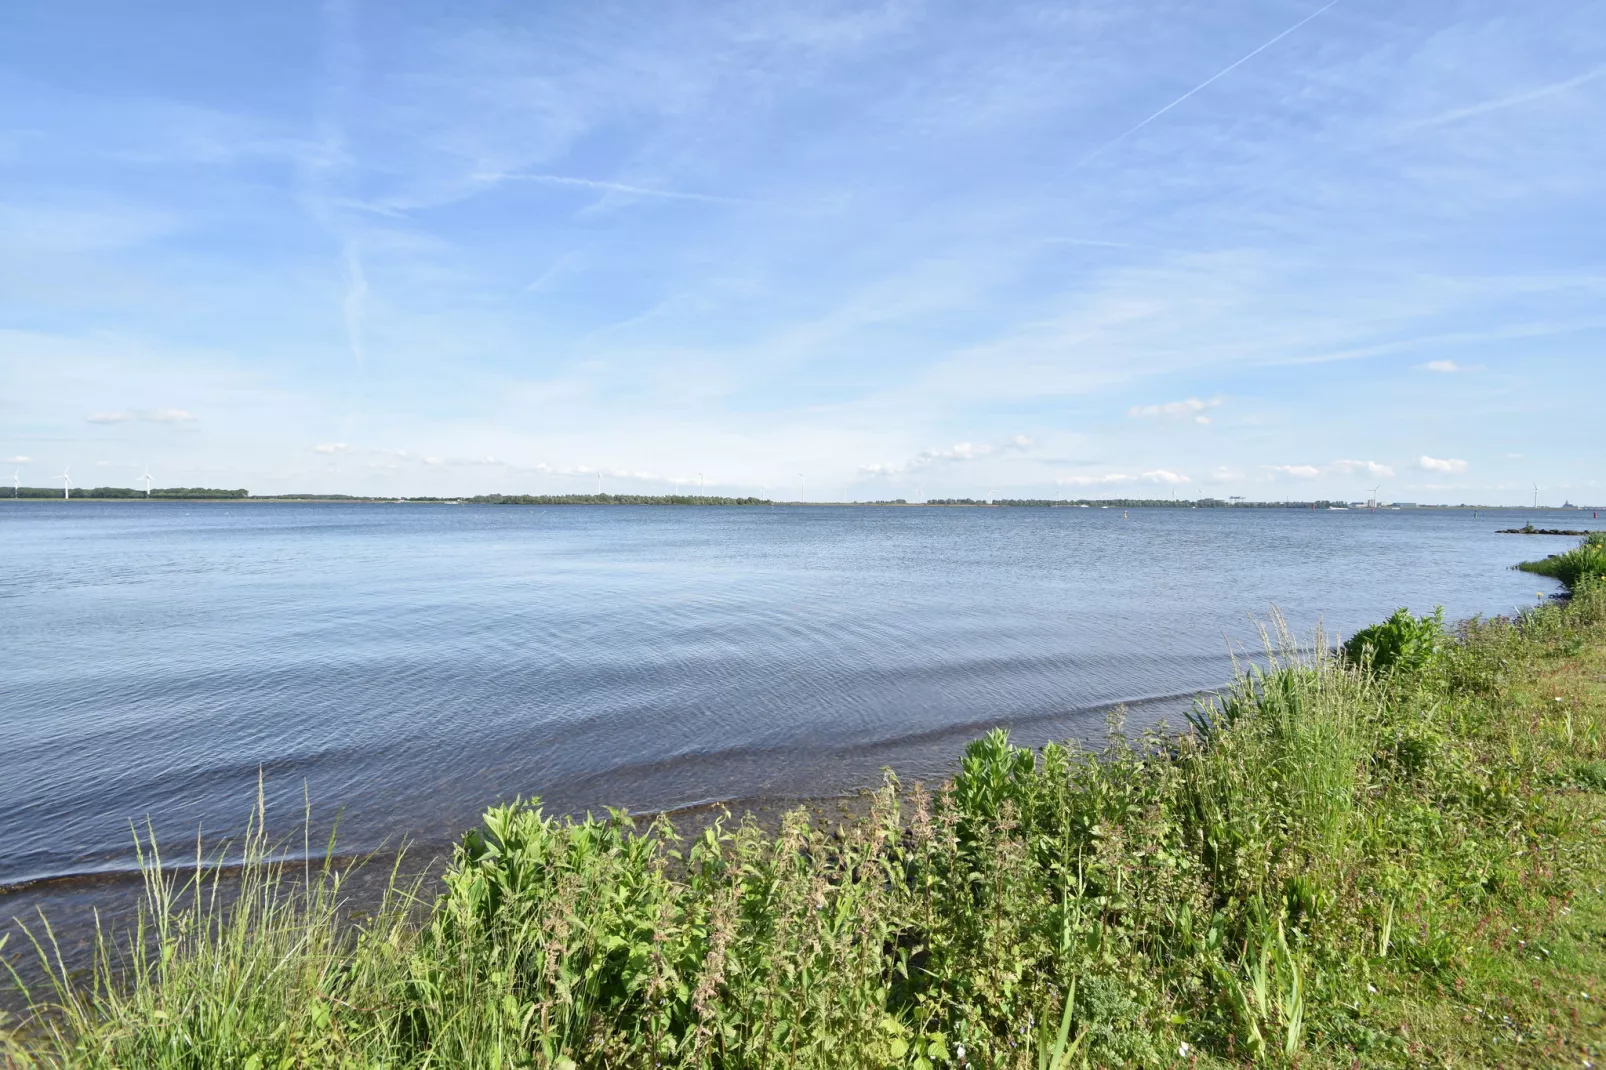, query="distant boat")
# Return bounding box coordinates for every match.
[1328,506,1349,511]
